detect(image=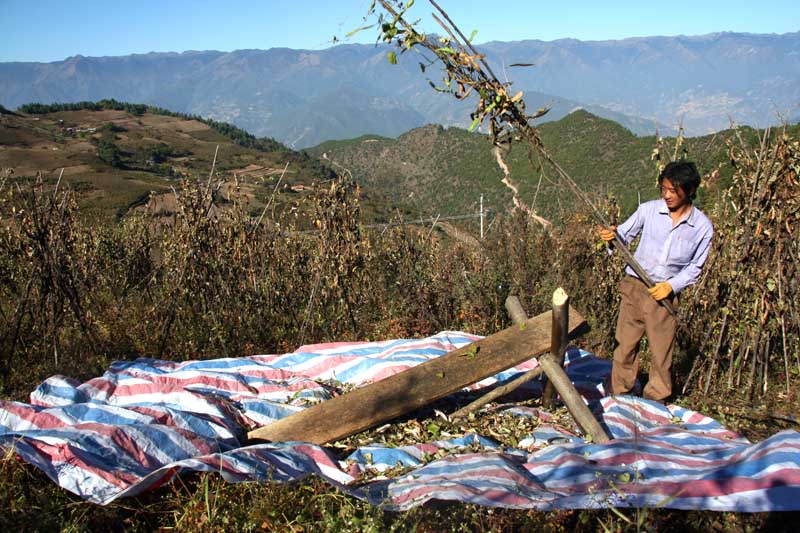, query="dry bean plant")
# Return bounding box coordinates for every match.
[0,172,483,397]
[680,129,800,400]
[1,1,796,411]
[0,158,633,400]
